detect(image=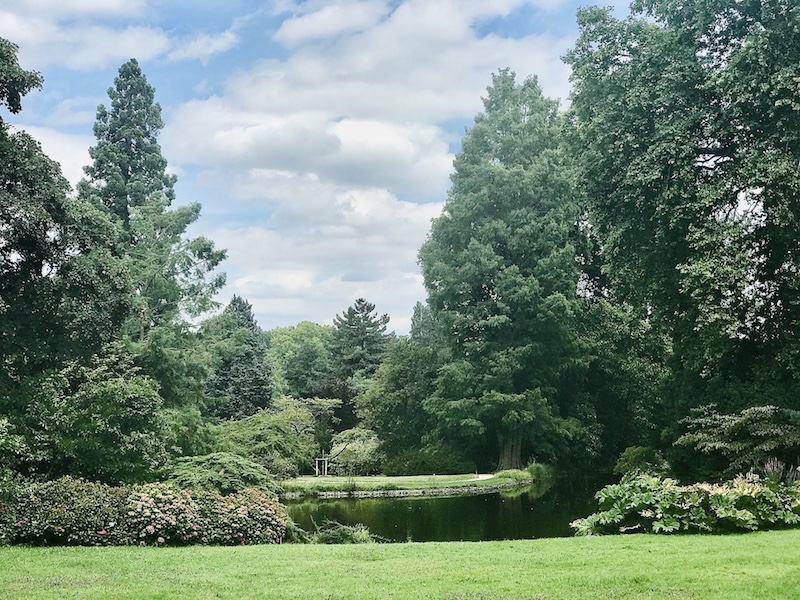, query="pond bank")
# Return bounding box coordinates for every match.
[281,478,532,500]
